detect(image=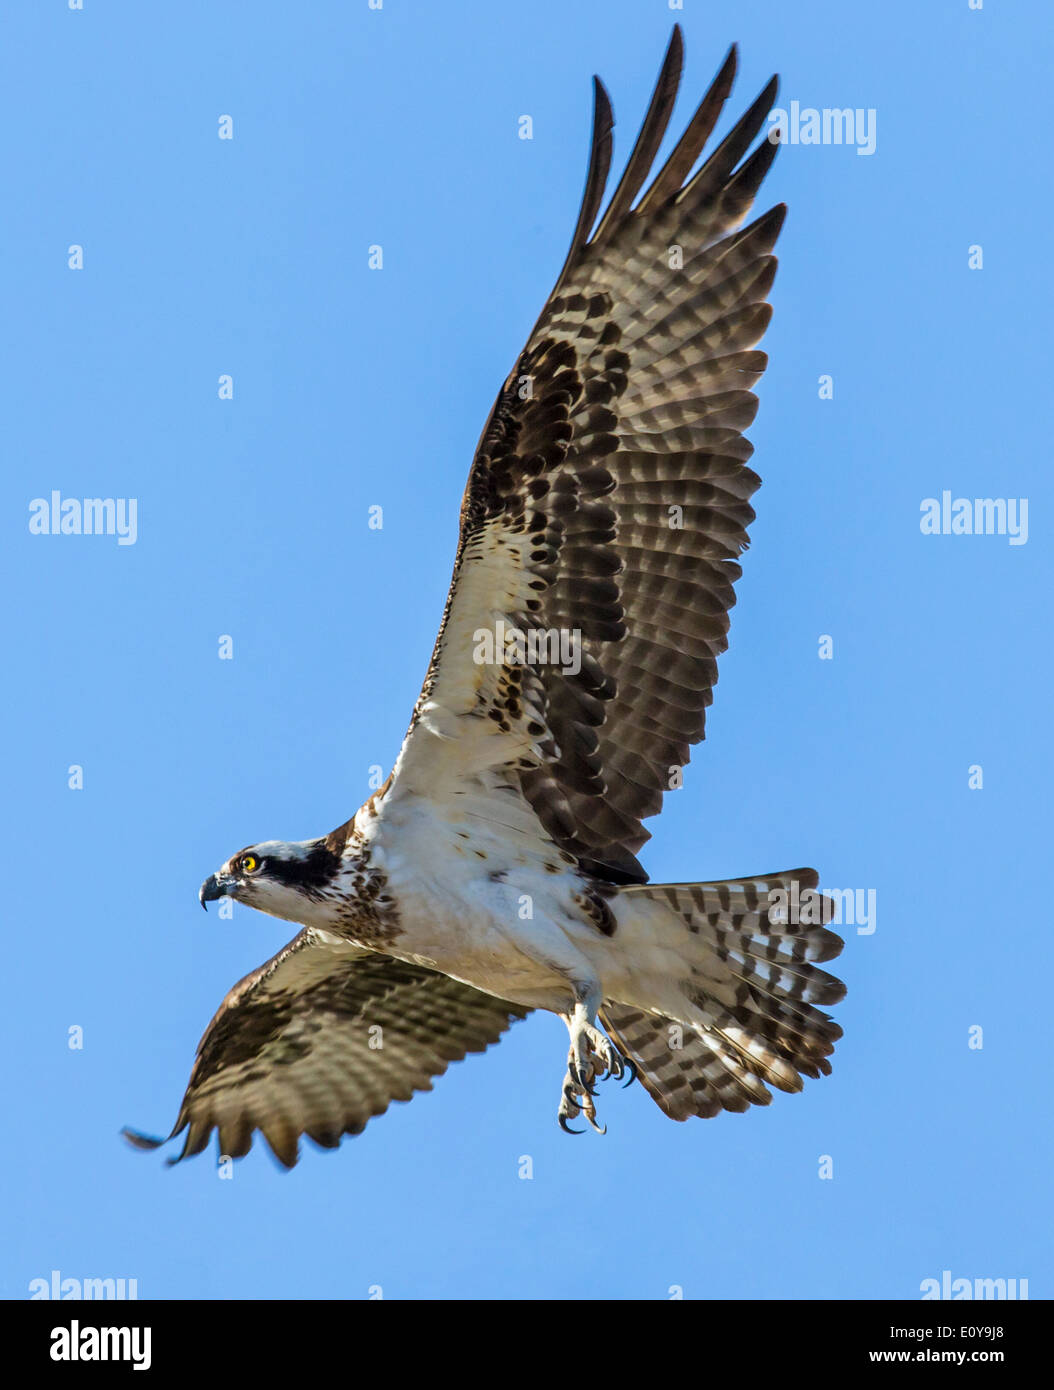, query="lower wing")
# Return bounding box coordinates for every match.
[123,928,529,1168]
